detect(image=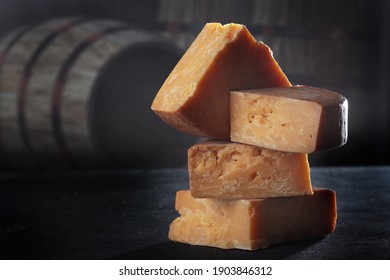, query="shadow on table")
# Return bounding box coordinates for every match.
[113,238,324,260]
